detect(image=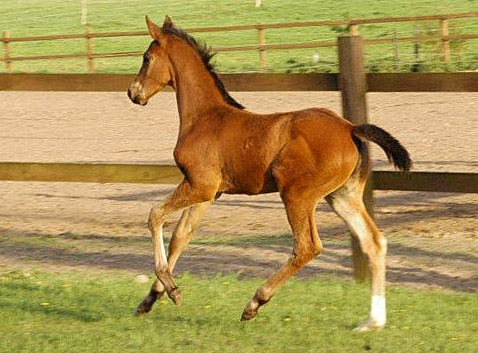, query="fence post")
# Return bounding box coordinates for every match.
[412,25,421,72]
[440,19,451,62]
[393,29,400,72]
[2,31,12,73]
[81,0,88,26]
[338,35,372,281]
[258,26,267,72]
[348,23,359,36]
[86,26,94,73]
